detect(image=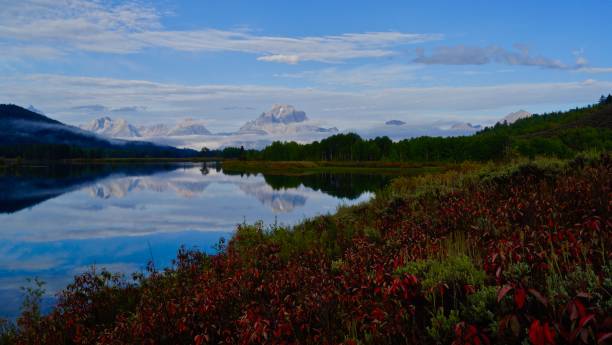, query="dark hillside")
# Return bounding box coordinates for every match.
[0,104,62,125]
[0,104,198,159]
